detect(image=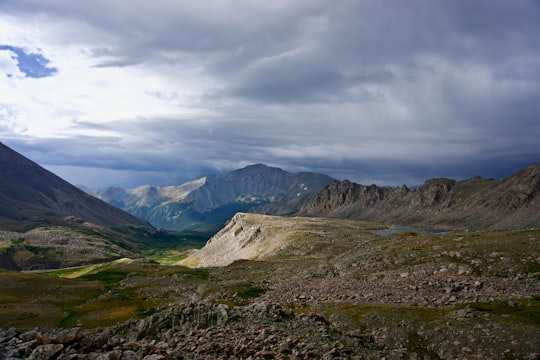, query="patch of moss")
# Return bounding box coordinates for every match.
[297,302,449,327]
[60,285,163,328]
[525,262,540,281]
[237,286,267,299]
[145,249,192,265]
[406,331,441,359]
[468,299,540,327]
[181,268,210,280]
[40,265,94,278]
[79,270,129,284]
